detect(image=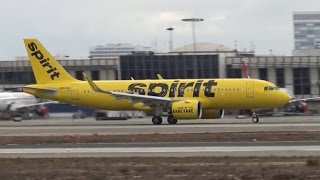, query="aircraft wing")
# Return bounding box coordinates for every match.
[289,97,320,103]
[83,73,172,107]
[110,91,172,106]
[0,96,19,100]
[11,101,59,110]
